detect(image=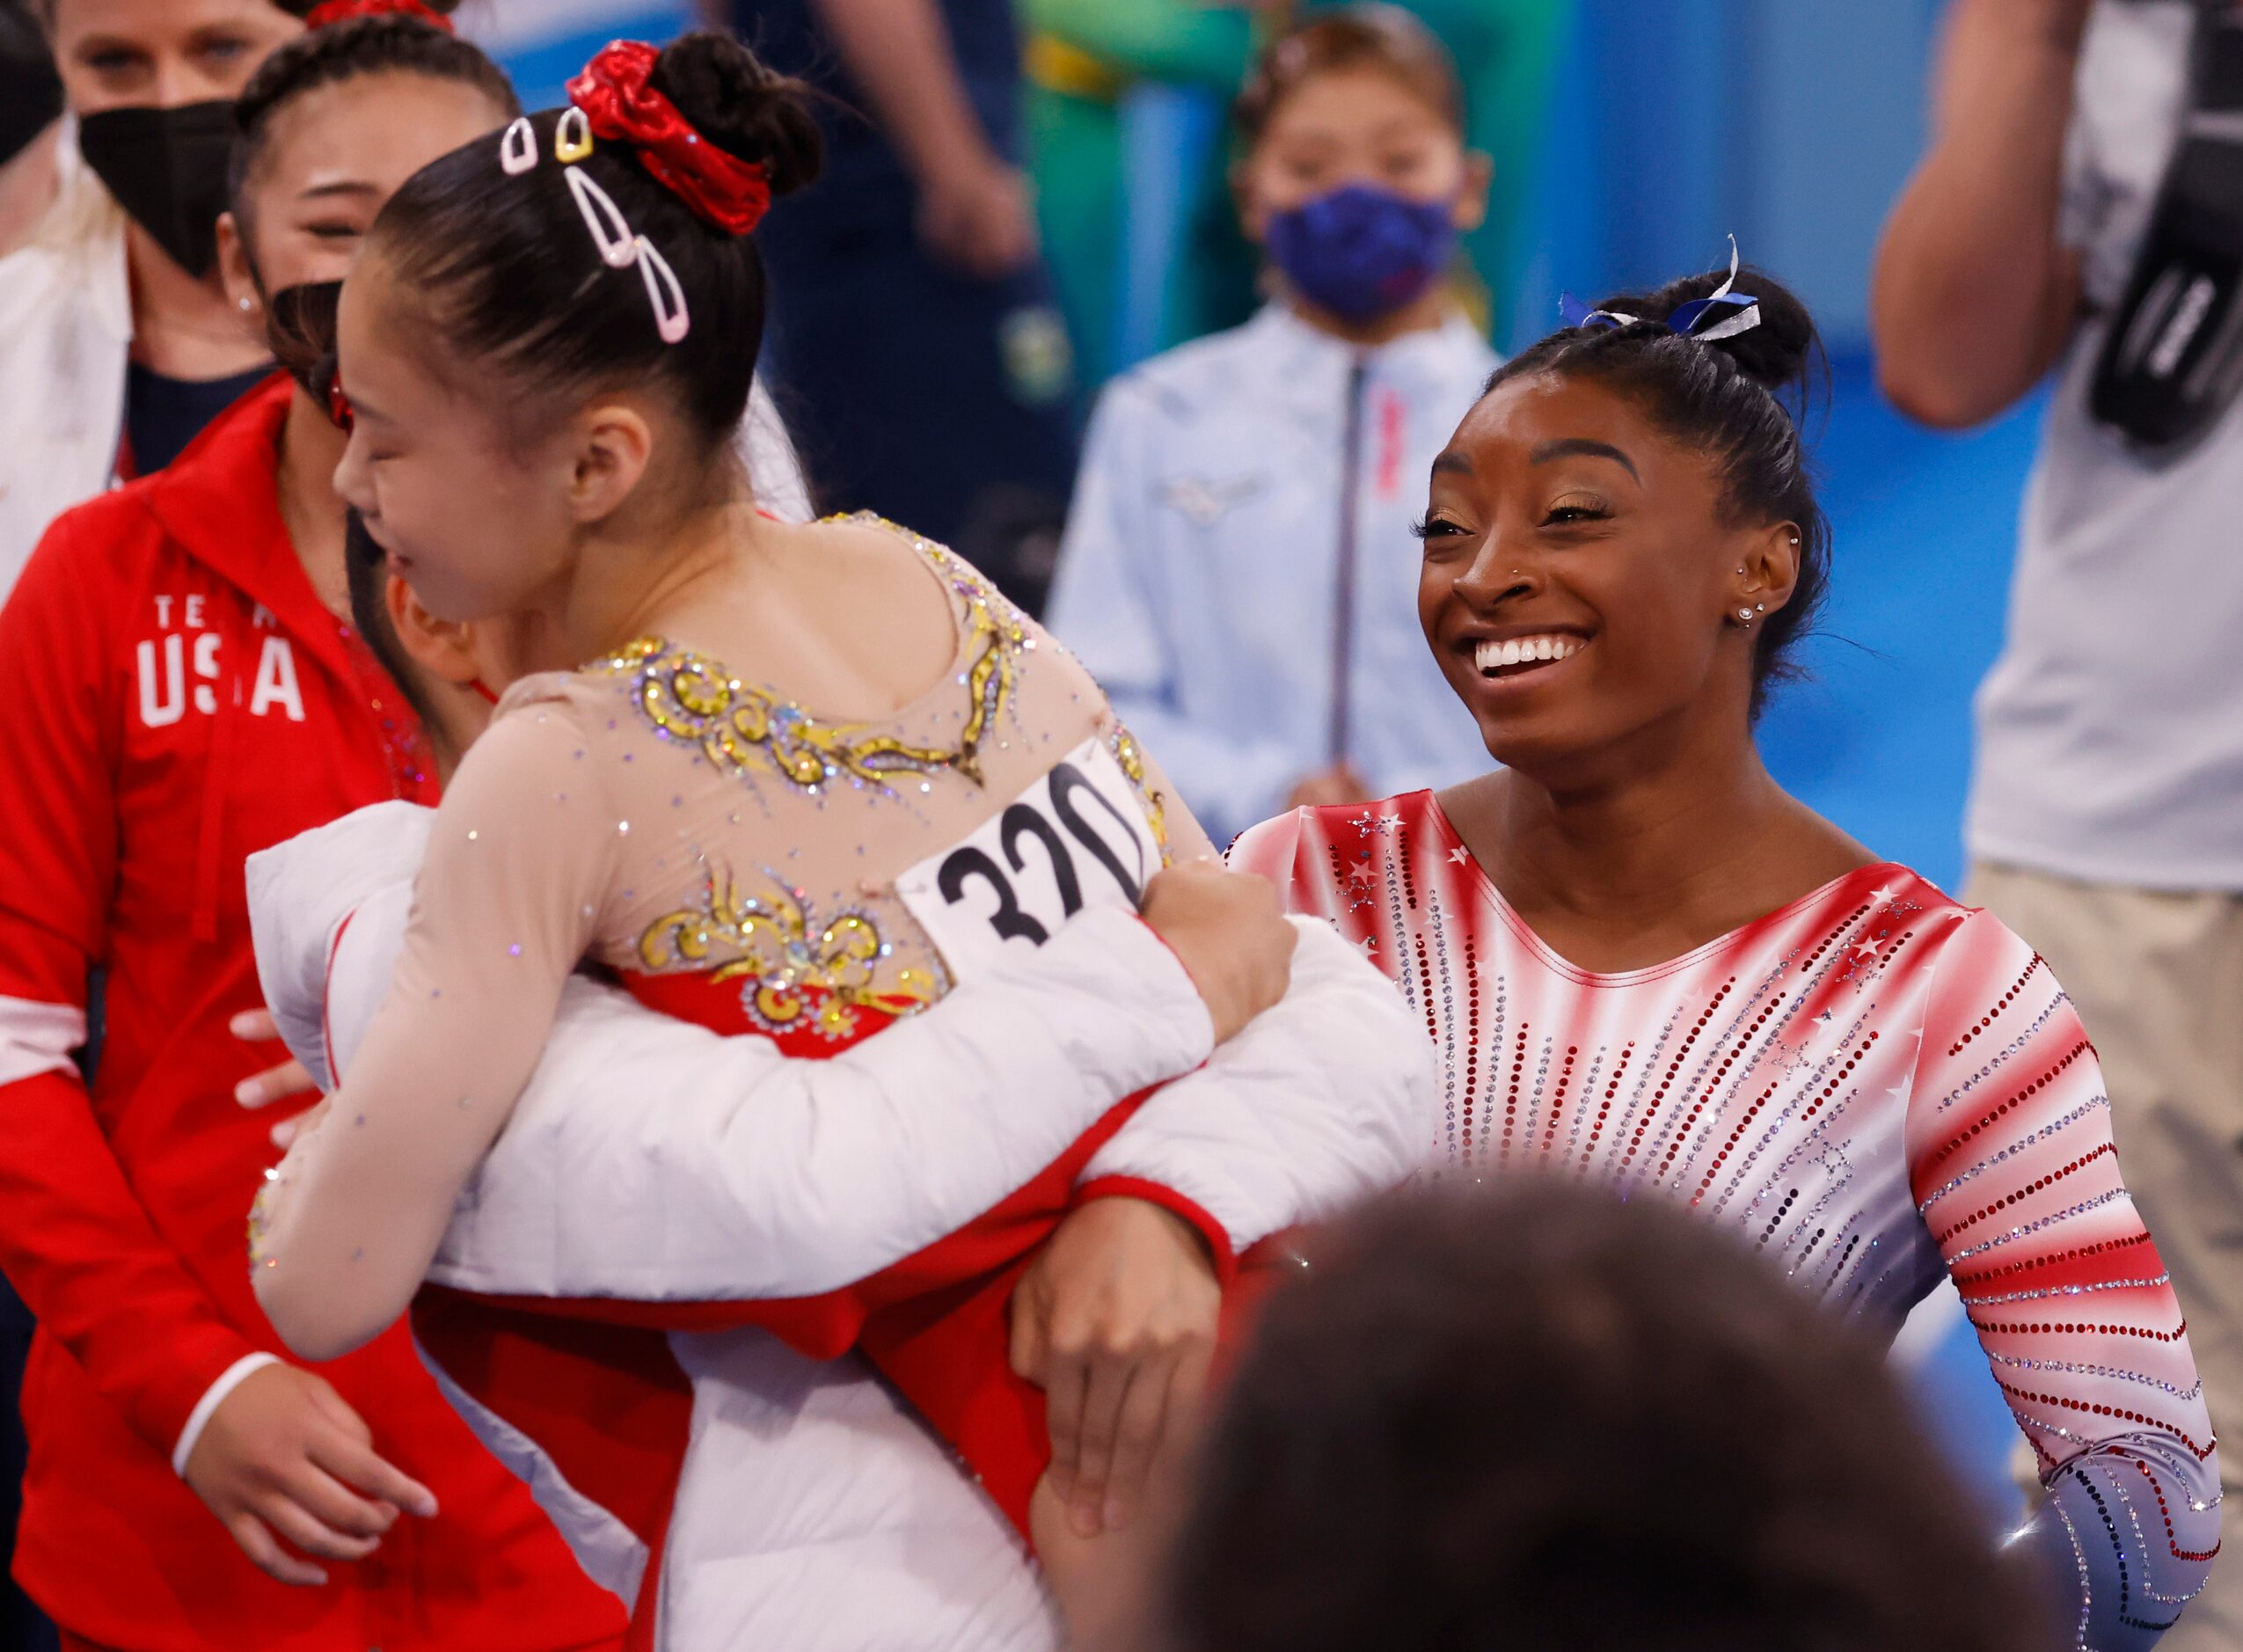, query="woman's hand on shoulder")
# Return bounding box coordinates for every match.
[1140,860,1296,1044]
